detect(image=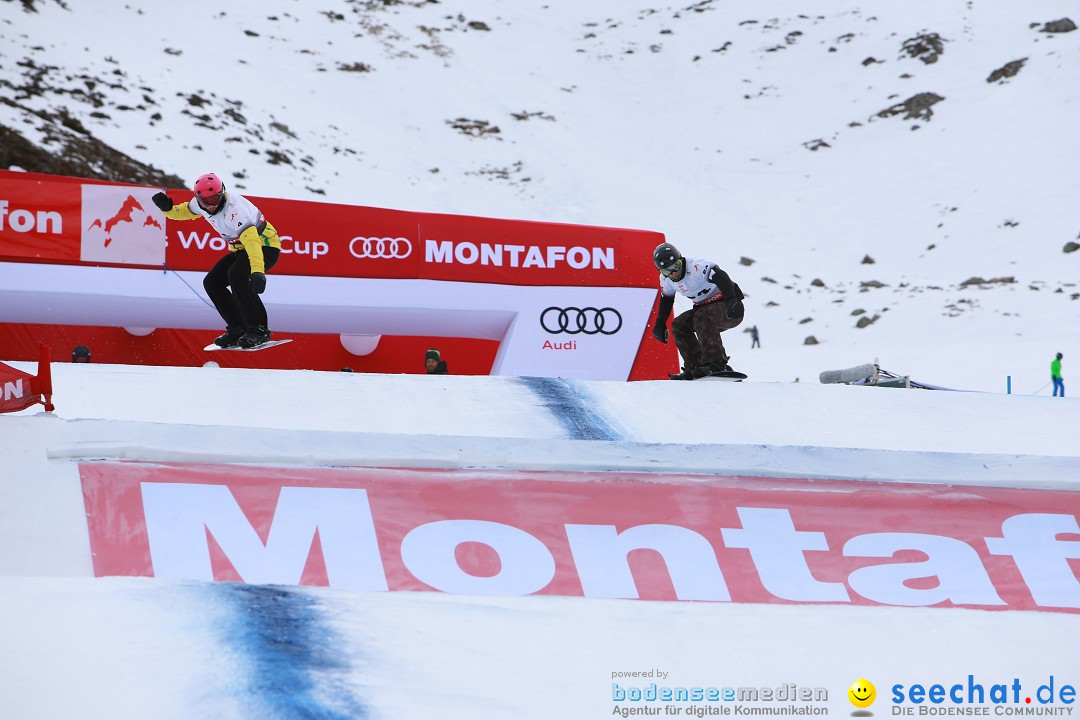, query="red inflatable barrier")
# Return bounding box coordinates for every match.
[0,170,675,379]
[0,343,54,413]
